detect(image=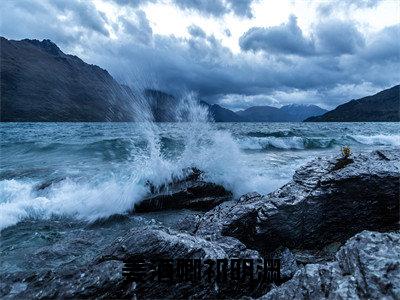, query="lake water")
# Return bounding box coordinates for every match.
[1,121,399,273]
